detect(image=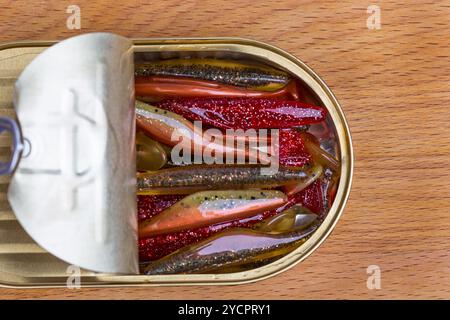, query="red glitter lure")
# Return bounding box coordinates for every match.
[157,98,326,130]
